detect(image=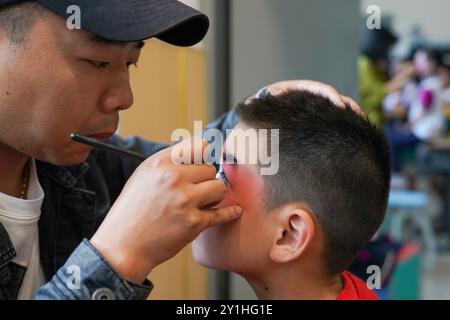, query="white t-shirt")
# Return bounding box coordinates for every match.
[442,87,450,105]
[0,159,45,300]
[408,76,446,140]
